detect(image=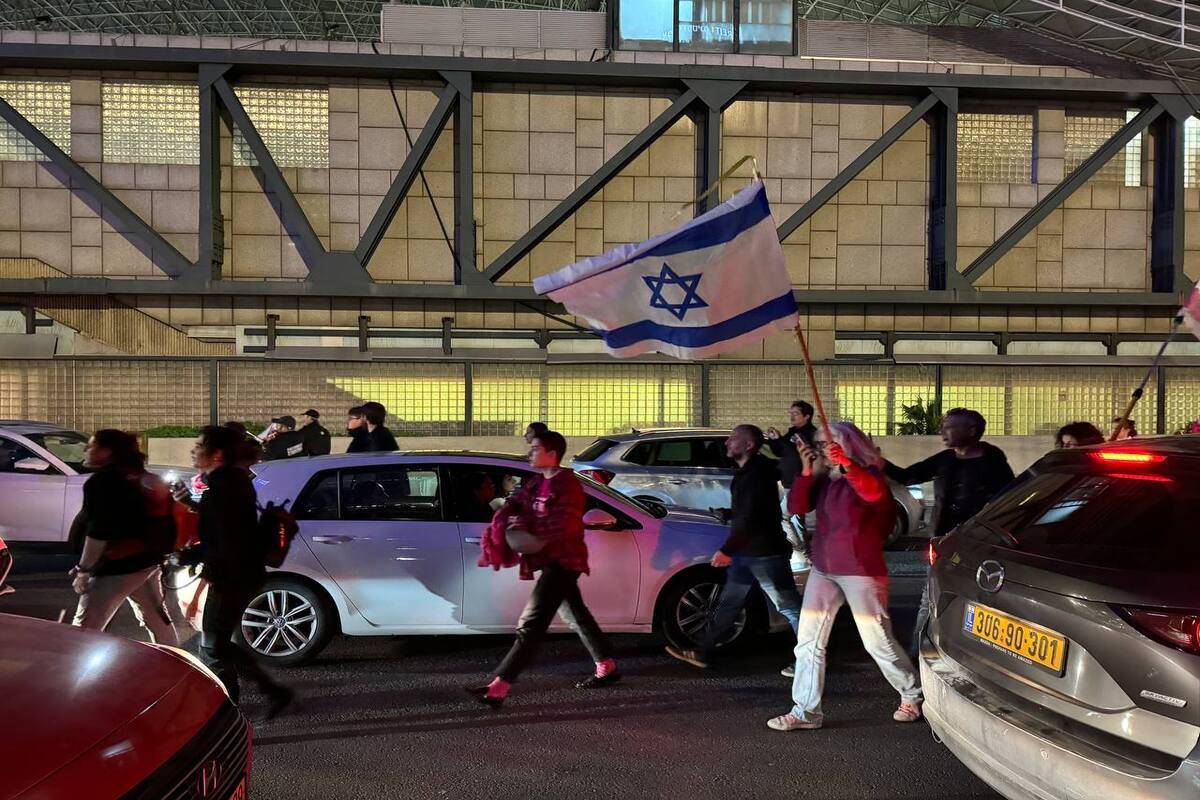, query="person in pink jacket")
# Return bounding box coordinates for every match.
[767,421,923,731]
